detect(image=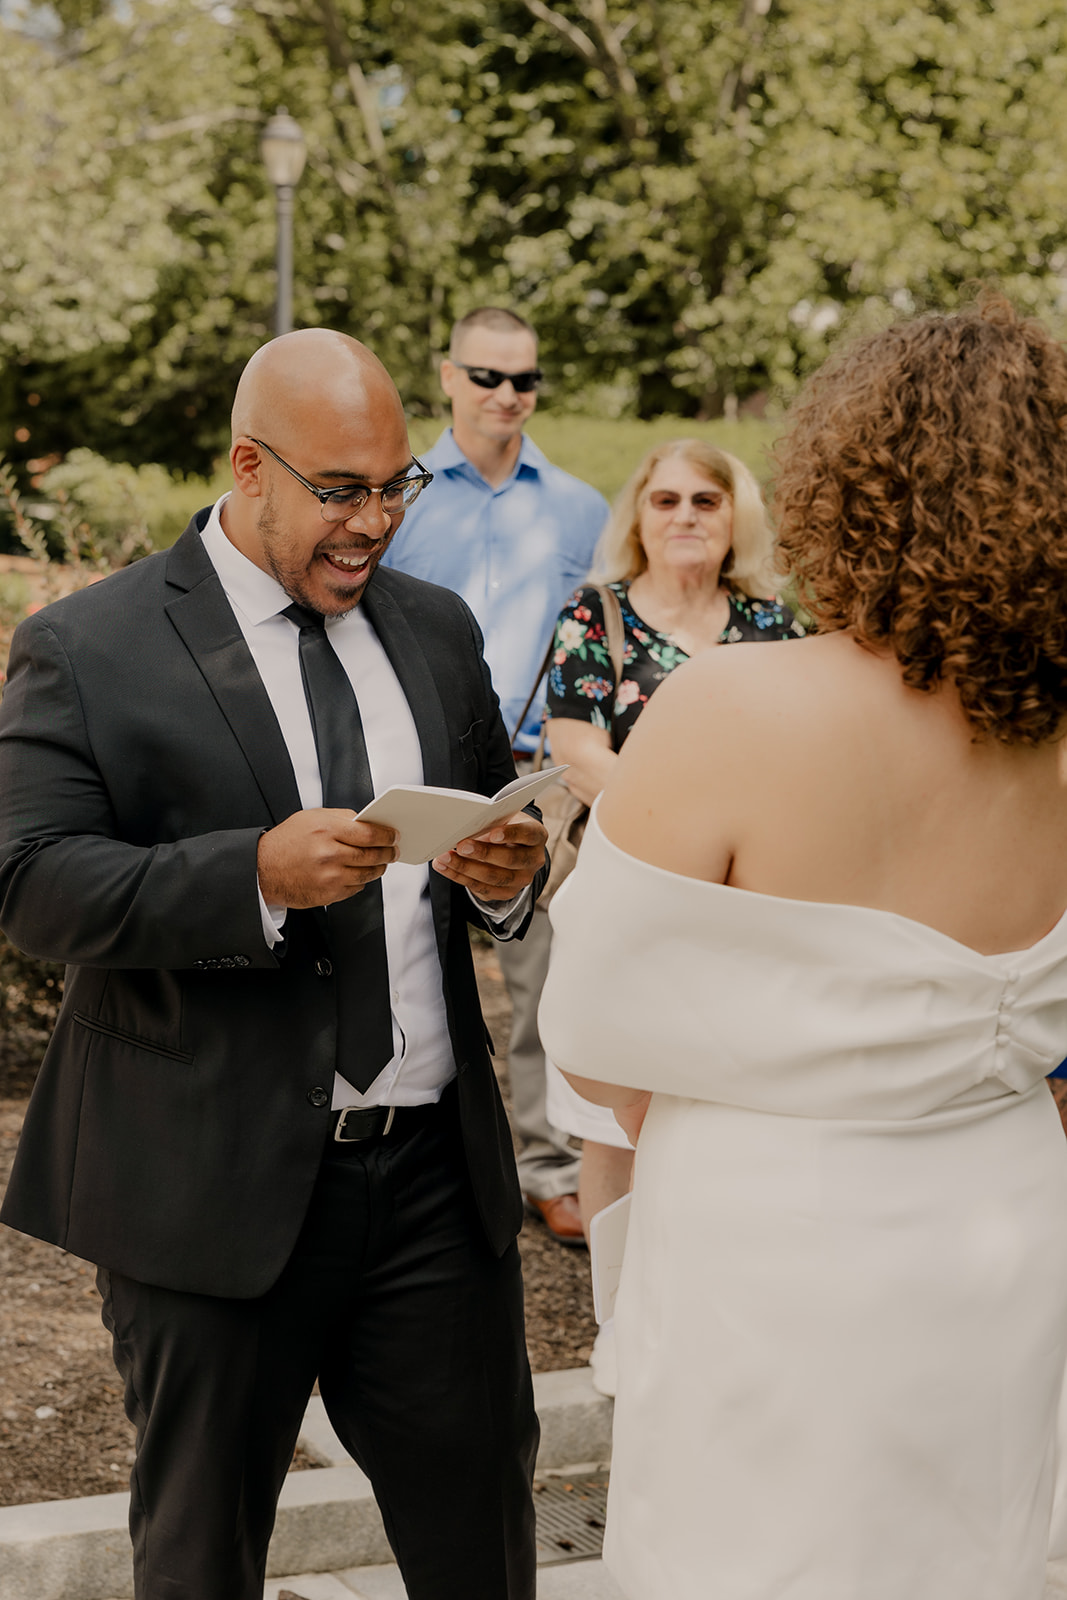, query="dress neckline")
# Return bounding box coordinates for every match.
[589,798,1067,965]
[618,579,737,652]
